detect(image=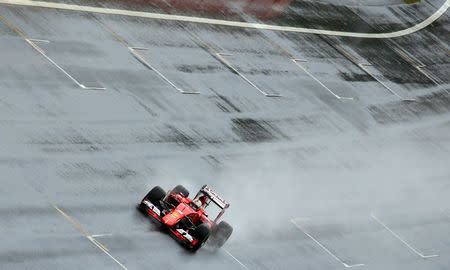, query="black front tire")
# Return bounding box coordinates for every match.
[172,185,189,197]
[143,186,166,207]
[210,221,233,248]
[191,223,210,251]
